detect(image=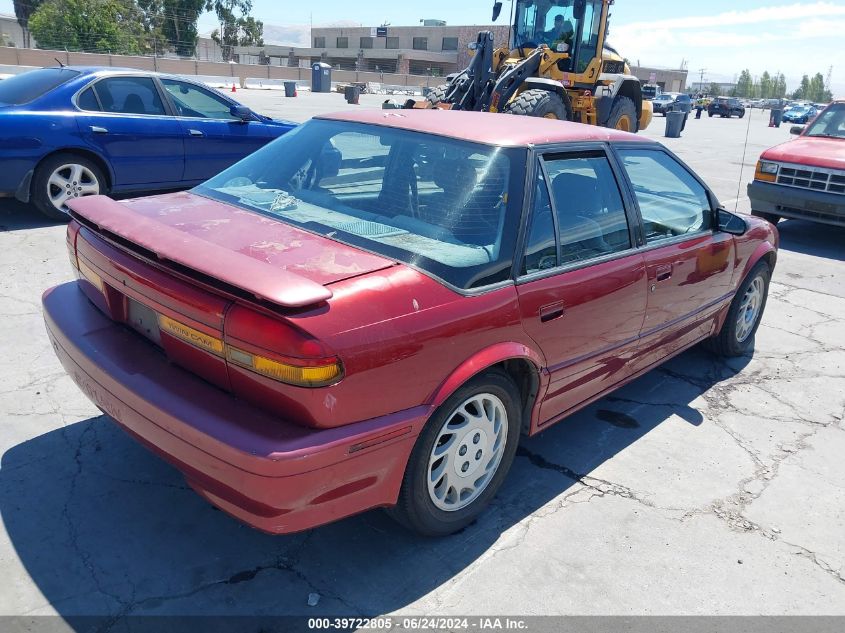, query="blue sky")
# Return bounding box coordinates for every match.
[2,1,843,93]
